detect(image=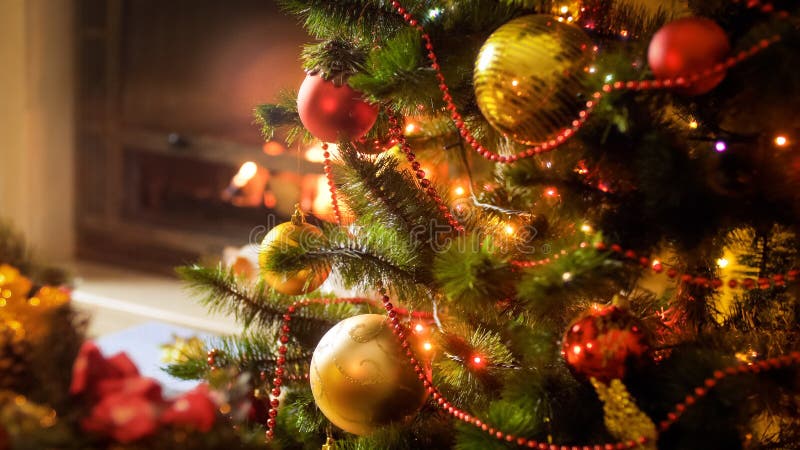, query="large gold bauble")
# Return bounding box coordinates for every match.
[309,314,427,436]
[474,15,595,145]
[258,207,330,295]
